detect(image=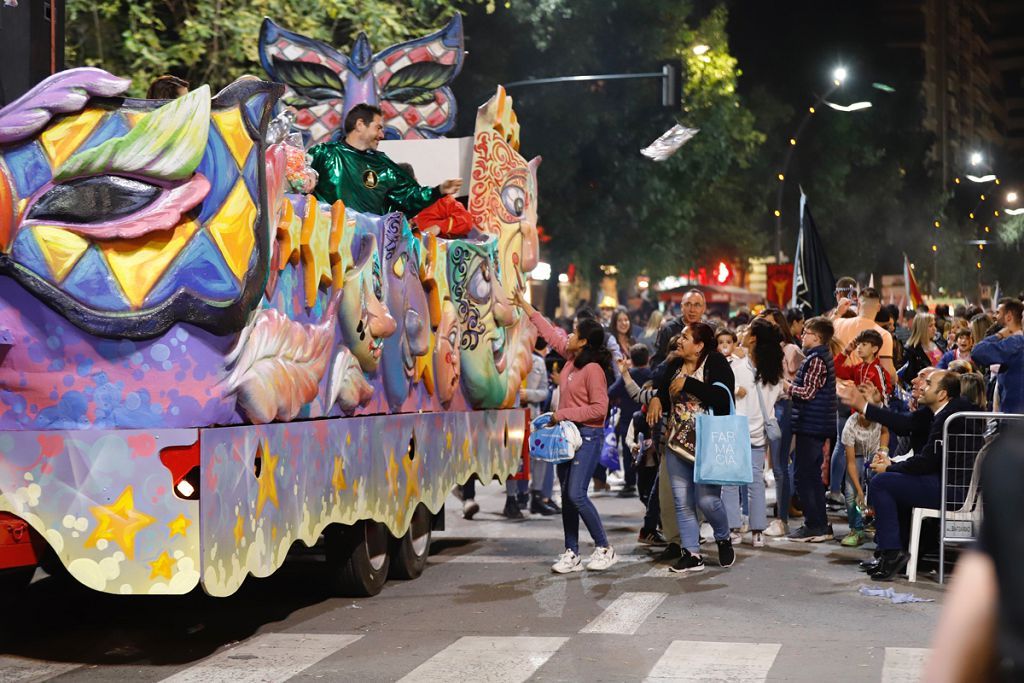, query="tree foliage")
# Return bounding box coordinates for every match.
[455,1,768,283]
[66,0,479,95]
